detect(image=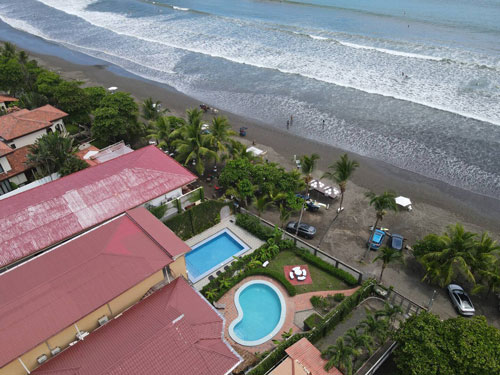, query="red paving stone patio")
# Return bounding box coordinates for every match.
[283,264,312,285]
[218,275,359,354]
